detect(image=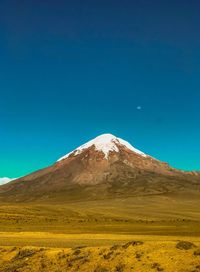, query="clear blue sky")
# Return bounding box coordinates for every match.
[0,0,200,177]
